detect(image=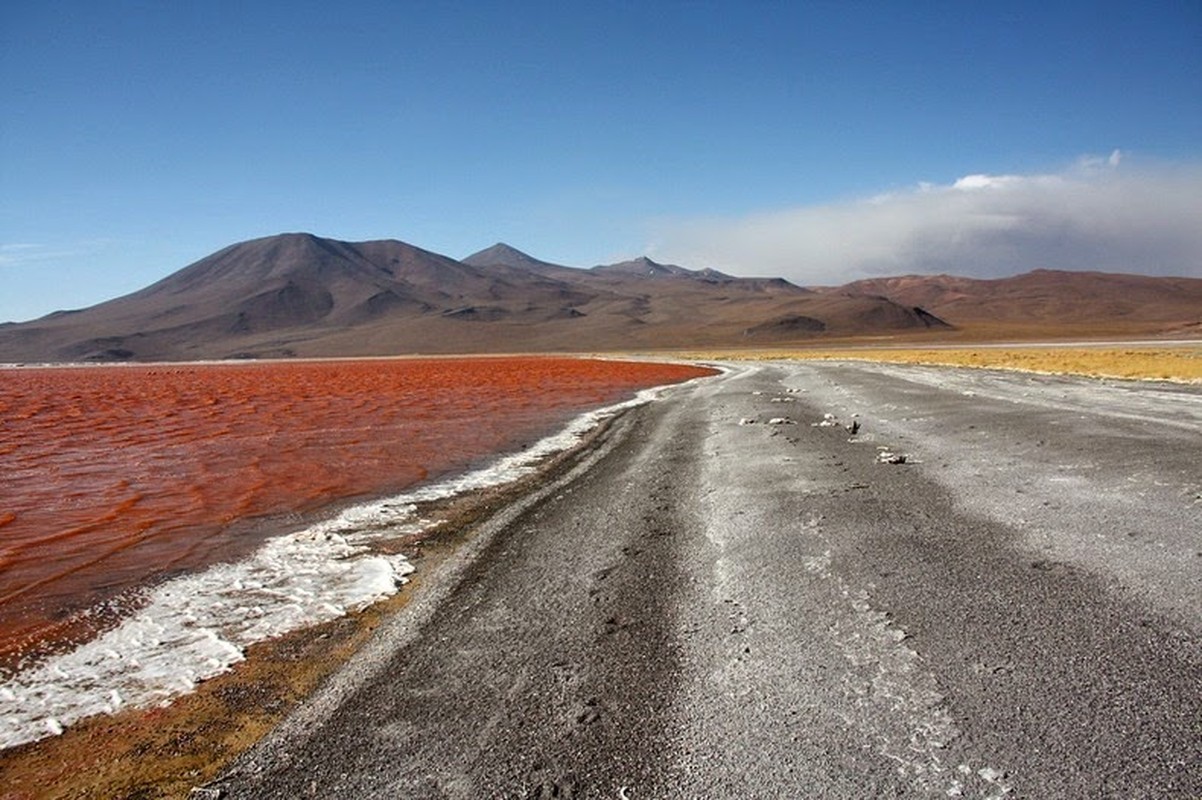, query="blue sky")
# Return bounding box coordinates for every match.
[2,1,1200,322]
